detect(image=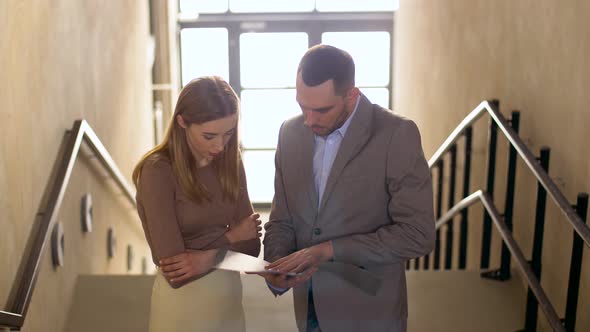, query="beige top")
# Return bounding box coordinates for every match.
[136,157,260,266]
